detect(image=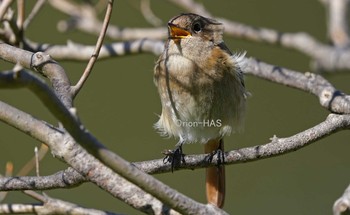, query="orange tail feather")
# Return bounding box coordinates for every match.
[205,139,225,208]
